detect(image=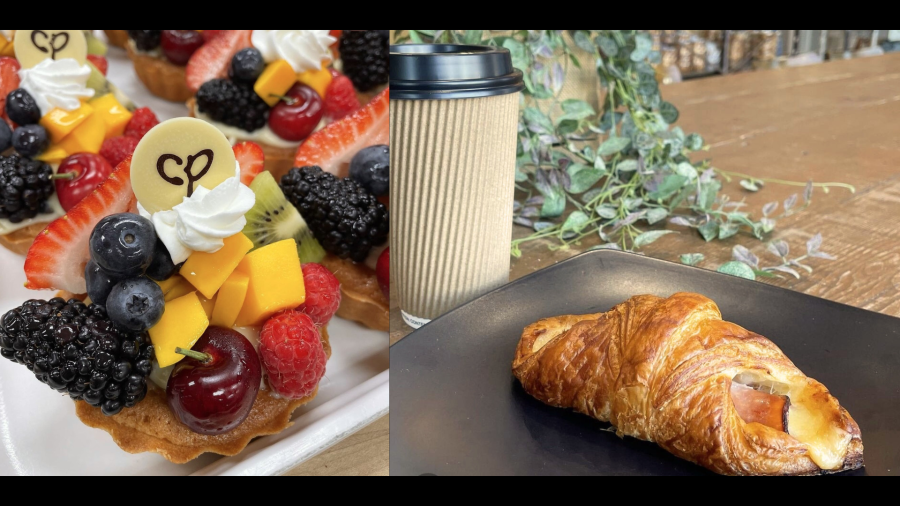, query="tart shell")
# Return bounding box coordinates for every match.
[127,44,193,103]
